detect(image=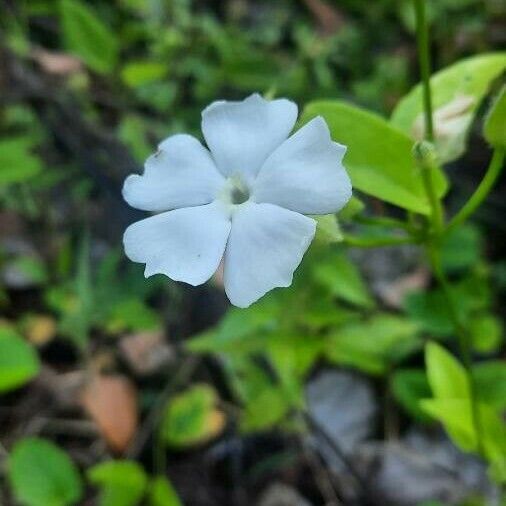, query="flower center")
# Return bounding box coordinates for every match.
[230,186,249,205]
[221,175,250,206]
